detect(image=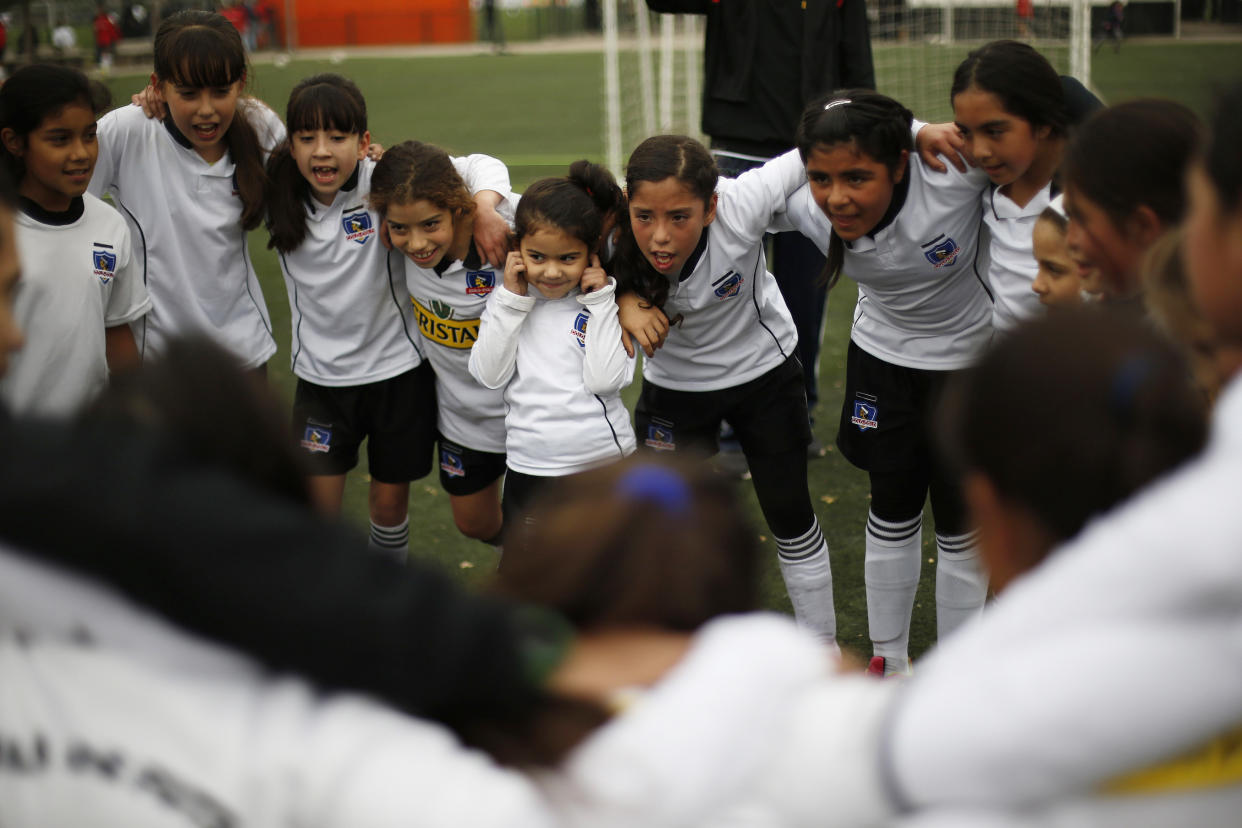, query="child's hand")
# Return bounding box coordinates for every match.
[131,84,167,120]
[472,195,511,267]
[503,250,528,296]
[580,254,608,294]
[916,121,972,174]
[618,292,669,358]
[366,143,384,161]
